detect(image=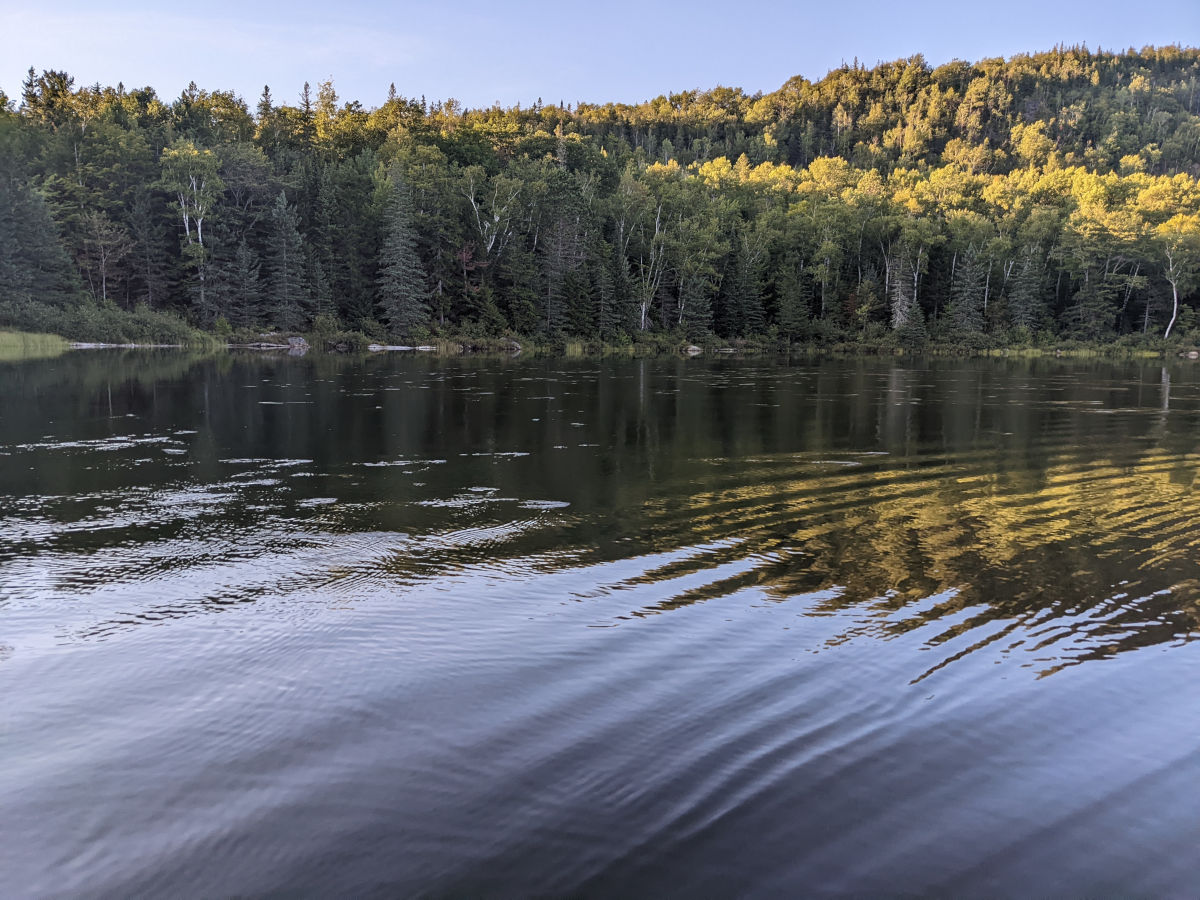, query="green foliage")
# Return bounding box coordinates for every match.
[265,191,310,330]
[898,304,929,349]
[376,174,430,337]
[0,330,69,361]
[1065,279,1120,341]
[0,299,204,344]
[1006,250,1045,331]
[4,47,1200,348]
[0,138,83,310]
[947,250,985,334]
